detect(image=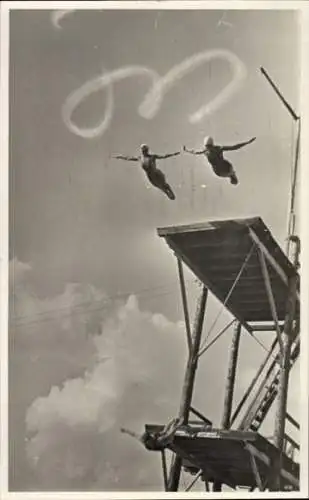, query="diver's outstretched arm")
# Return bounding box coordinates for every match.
[221,137,256,152]
[183,145,205,155]
[120,427,143,442]
[155,152,181,160]
[112,155,139,162]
